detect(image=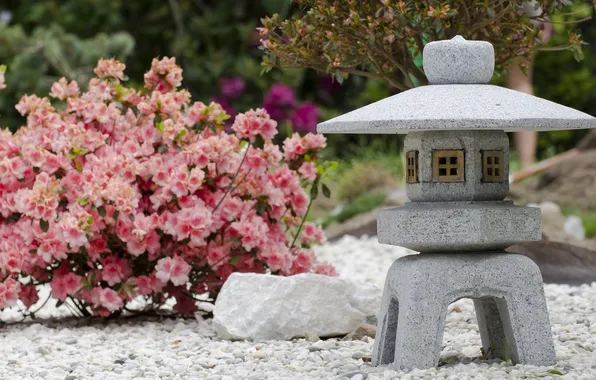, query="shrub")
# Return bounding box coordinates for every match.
[260,1,586,91]
[0,57,335,318]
